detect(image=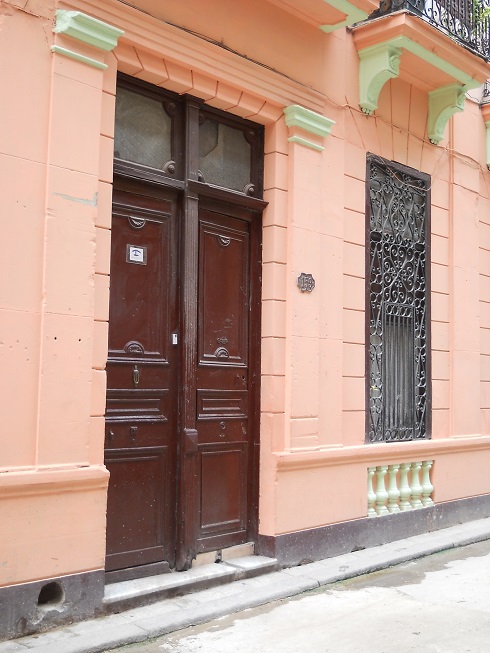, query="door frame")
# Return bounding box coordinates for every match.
[106,75,266,573]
